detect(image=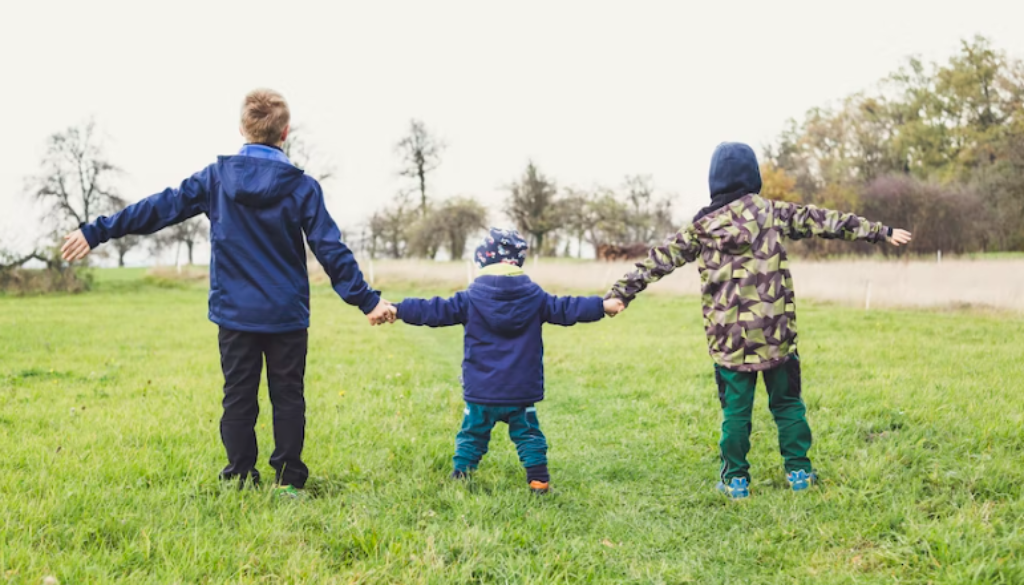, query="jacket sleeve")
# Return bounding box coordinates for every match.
[80,168,211,248]
[606,224,702,306]
[302,183,380,314]
[772,200,889,243]
[396,292,469,327]
[542,295,605,326]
